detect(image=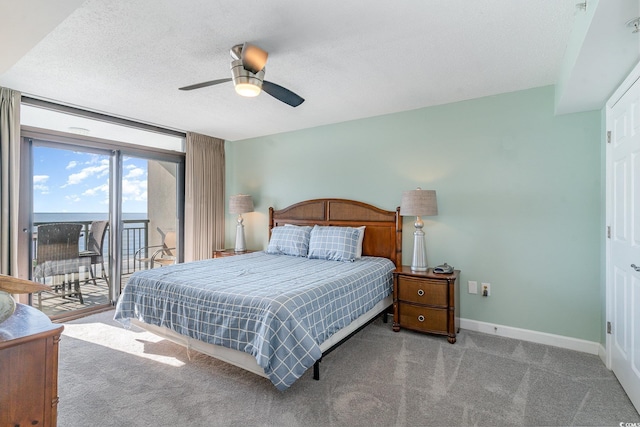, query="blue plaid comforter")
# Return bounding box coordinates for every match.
[114,252,395,390]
